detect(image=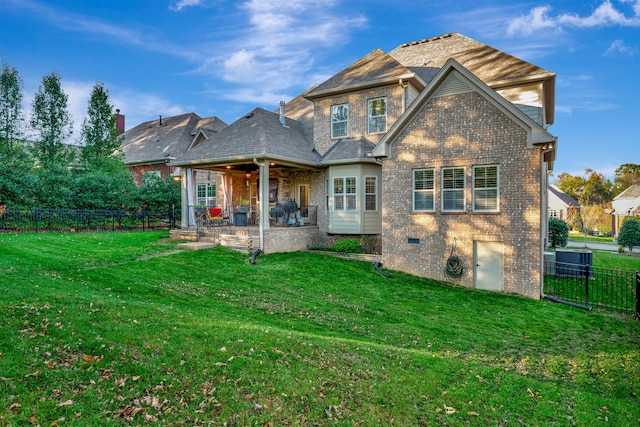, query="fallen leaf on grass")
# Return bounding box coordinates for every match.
[444,406,456,415]
[215,362,226,367]
[57,400,73,407]
[82,354,104,363]
[9,402,22,410]
[467,411,479,416]
[28,417,38,425]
